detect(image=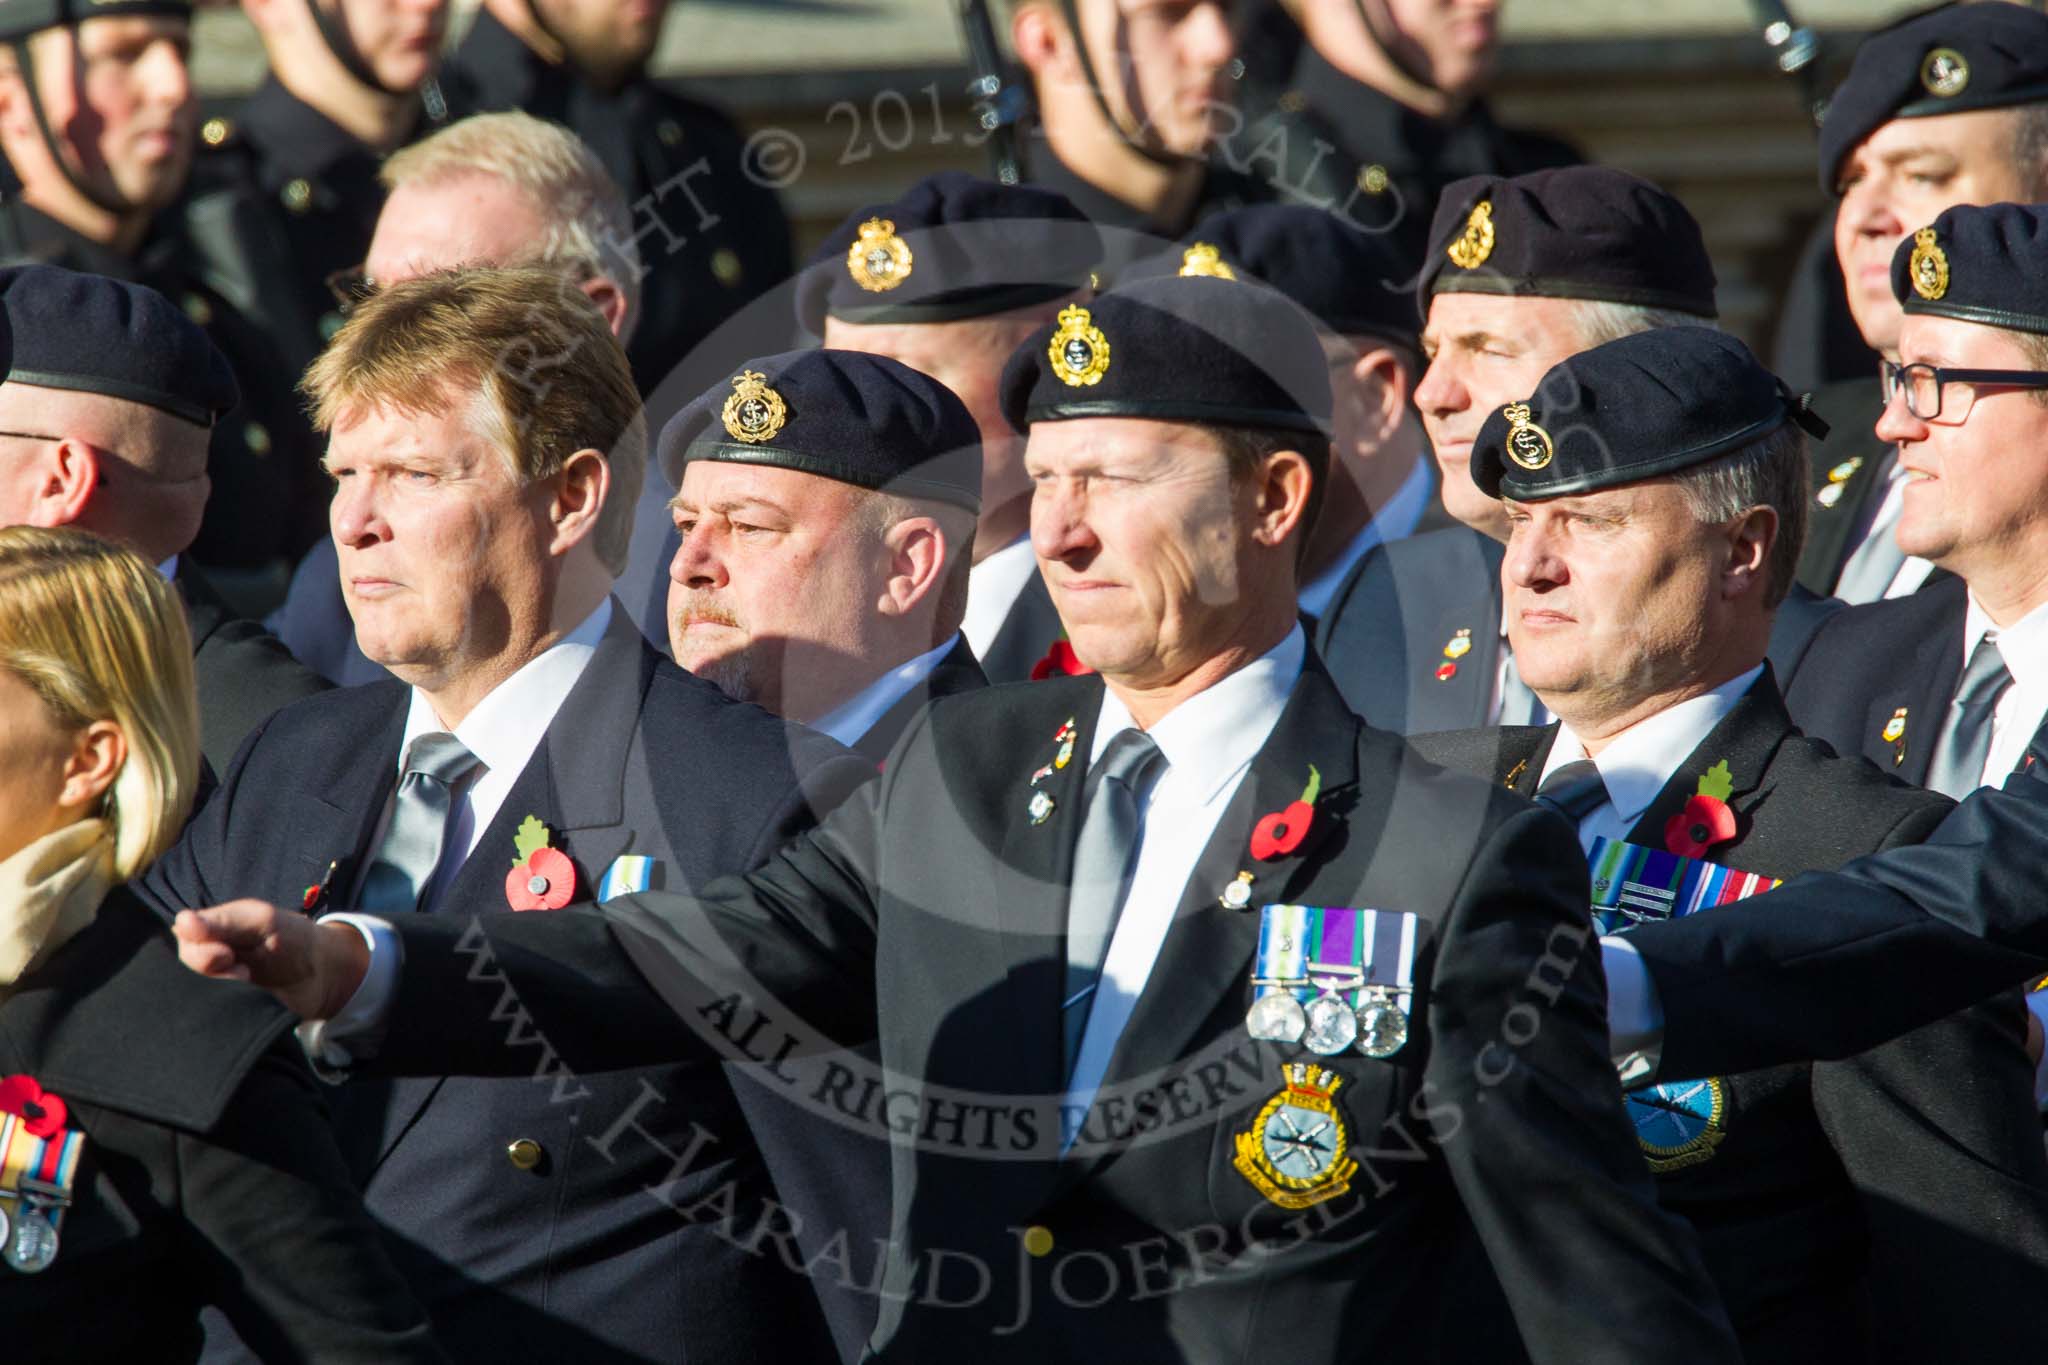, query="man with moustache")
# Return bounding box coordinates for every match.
[800,173,1100,684]
[0,0,324,598]
[1791,2,2048,604]
[1317,166,1842,736]
[1412,325,2048,1361]
[665,348,987,763]
[176,274,1741,1365]
[138,267,867,1364]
